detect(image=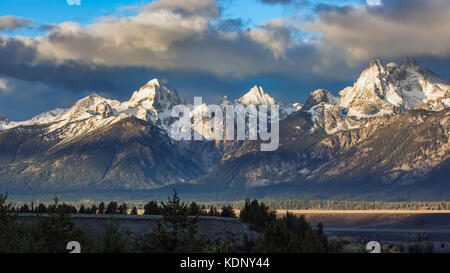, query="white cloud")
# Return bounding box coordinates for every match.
[2,0,450,83]
[366,0,382,6]
[247,18,295,59]
[0,78,11,93]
